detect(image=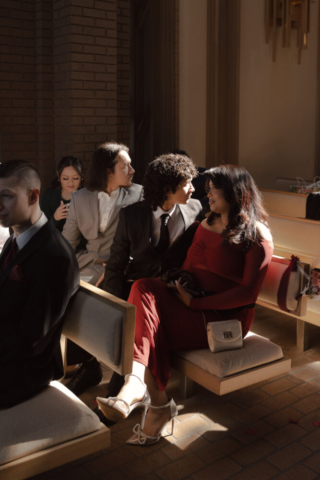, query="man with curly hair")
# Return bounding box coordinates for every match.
[99,153,202,401]
[102,153,202,299]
